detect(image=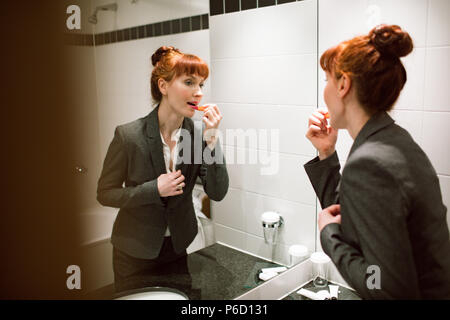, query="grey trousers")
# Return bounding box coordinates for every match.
[113,236,190,293]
